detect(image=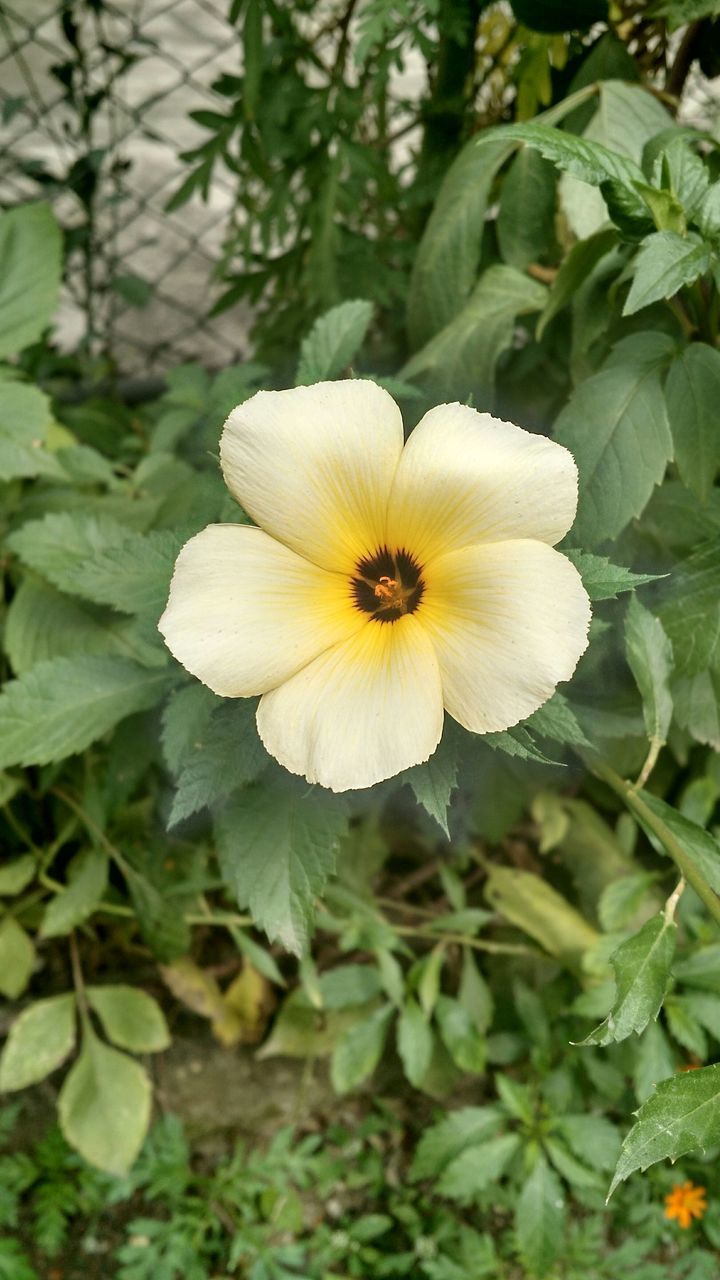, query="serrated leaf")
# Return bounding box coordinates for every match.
[554,340,674,546]
[525,692,589,747]
[168,700,268,827]
[40,850,108,938]
[161,682,219,774]
[438,1133,520,1201]
[403,732,459,837]
[556,1114,620,1172]
[86,985,170,1053]
[609,1062,720,1195]
[502,116,644,194]
[4,578,165,675]
[295,300,374,384]
[0,203,62,358]
[564,550,661,600]
[397,998,433,1088]
[624,231,711,316]
[215,780,348,954]
[633,1019,676,1104]
[625,595,673,754]
[410,1105,504,1180]
[7,513,184,618]
[485,725,558,765]
[58,1020,151,1175]
[123,863,191,963]
[666,344,720,504]
[330,1004,393,1093]
[0,994,76,1092]
[0,656,172,769]
[515,1154,565,1277]
[657,540,720,678]
[583,912,676,1046]
[0,917,35,999]
[0,382,61,482]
